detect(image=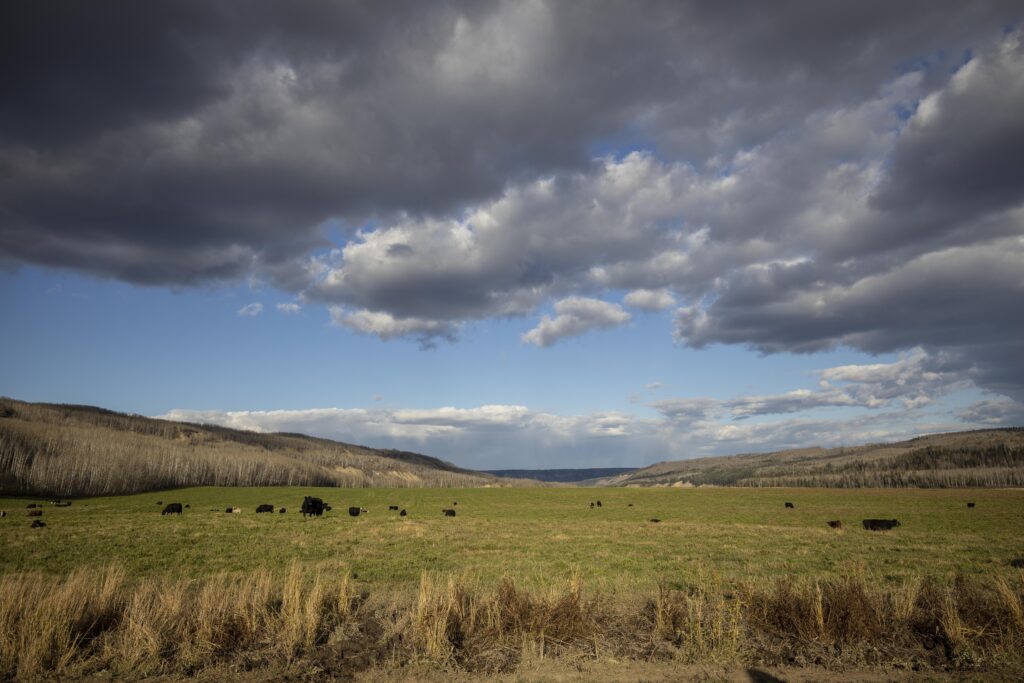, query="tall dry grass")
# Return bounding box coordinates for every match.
[1,566,1022,680]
